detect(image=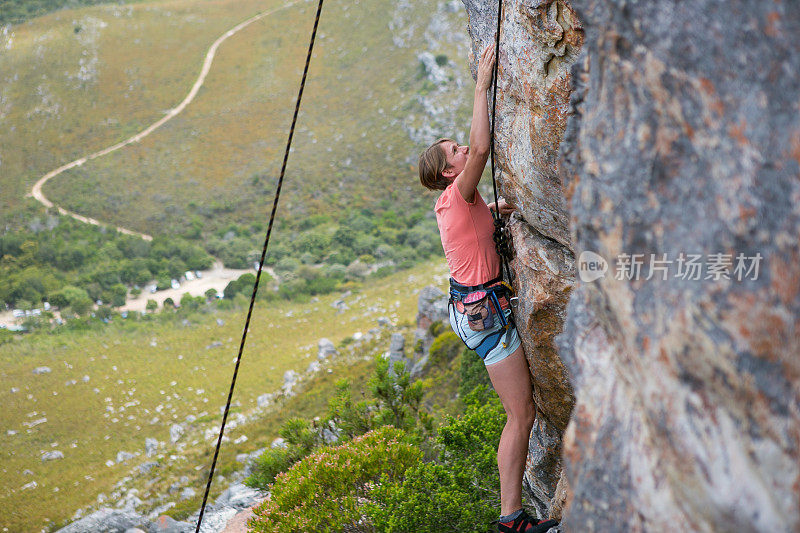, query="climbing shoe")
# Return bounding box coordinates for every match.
[492,508,559,533]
